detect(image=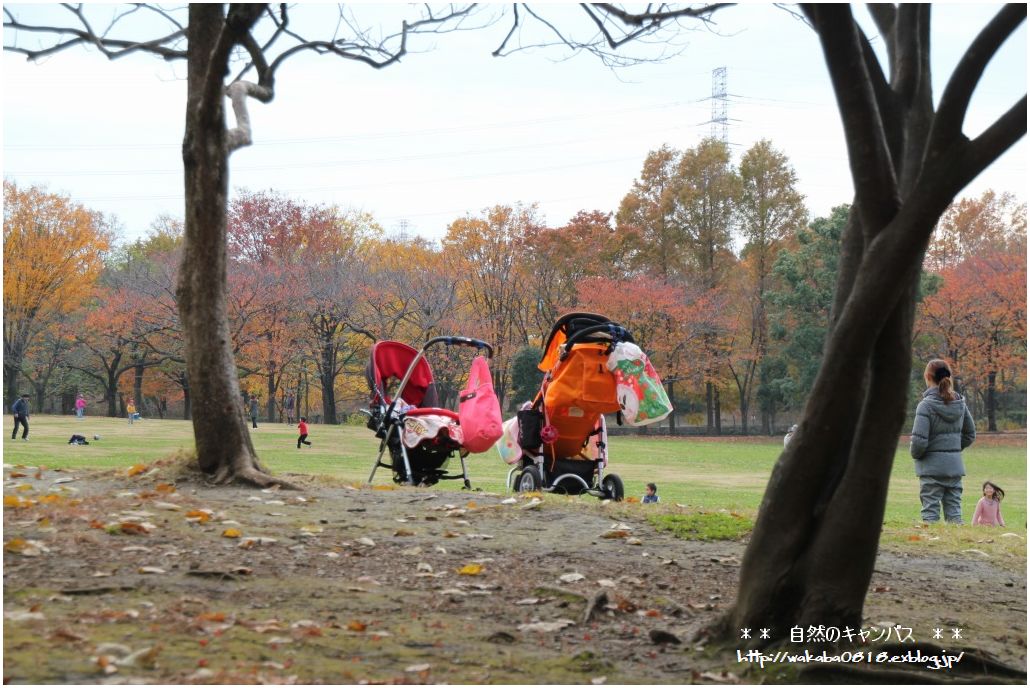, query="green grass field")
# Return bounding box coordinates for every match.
[6,414,1025,532]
